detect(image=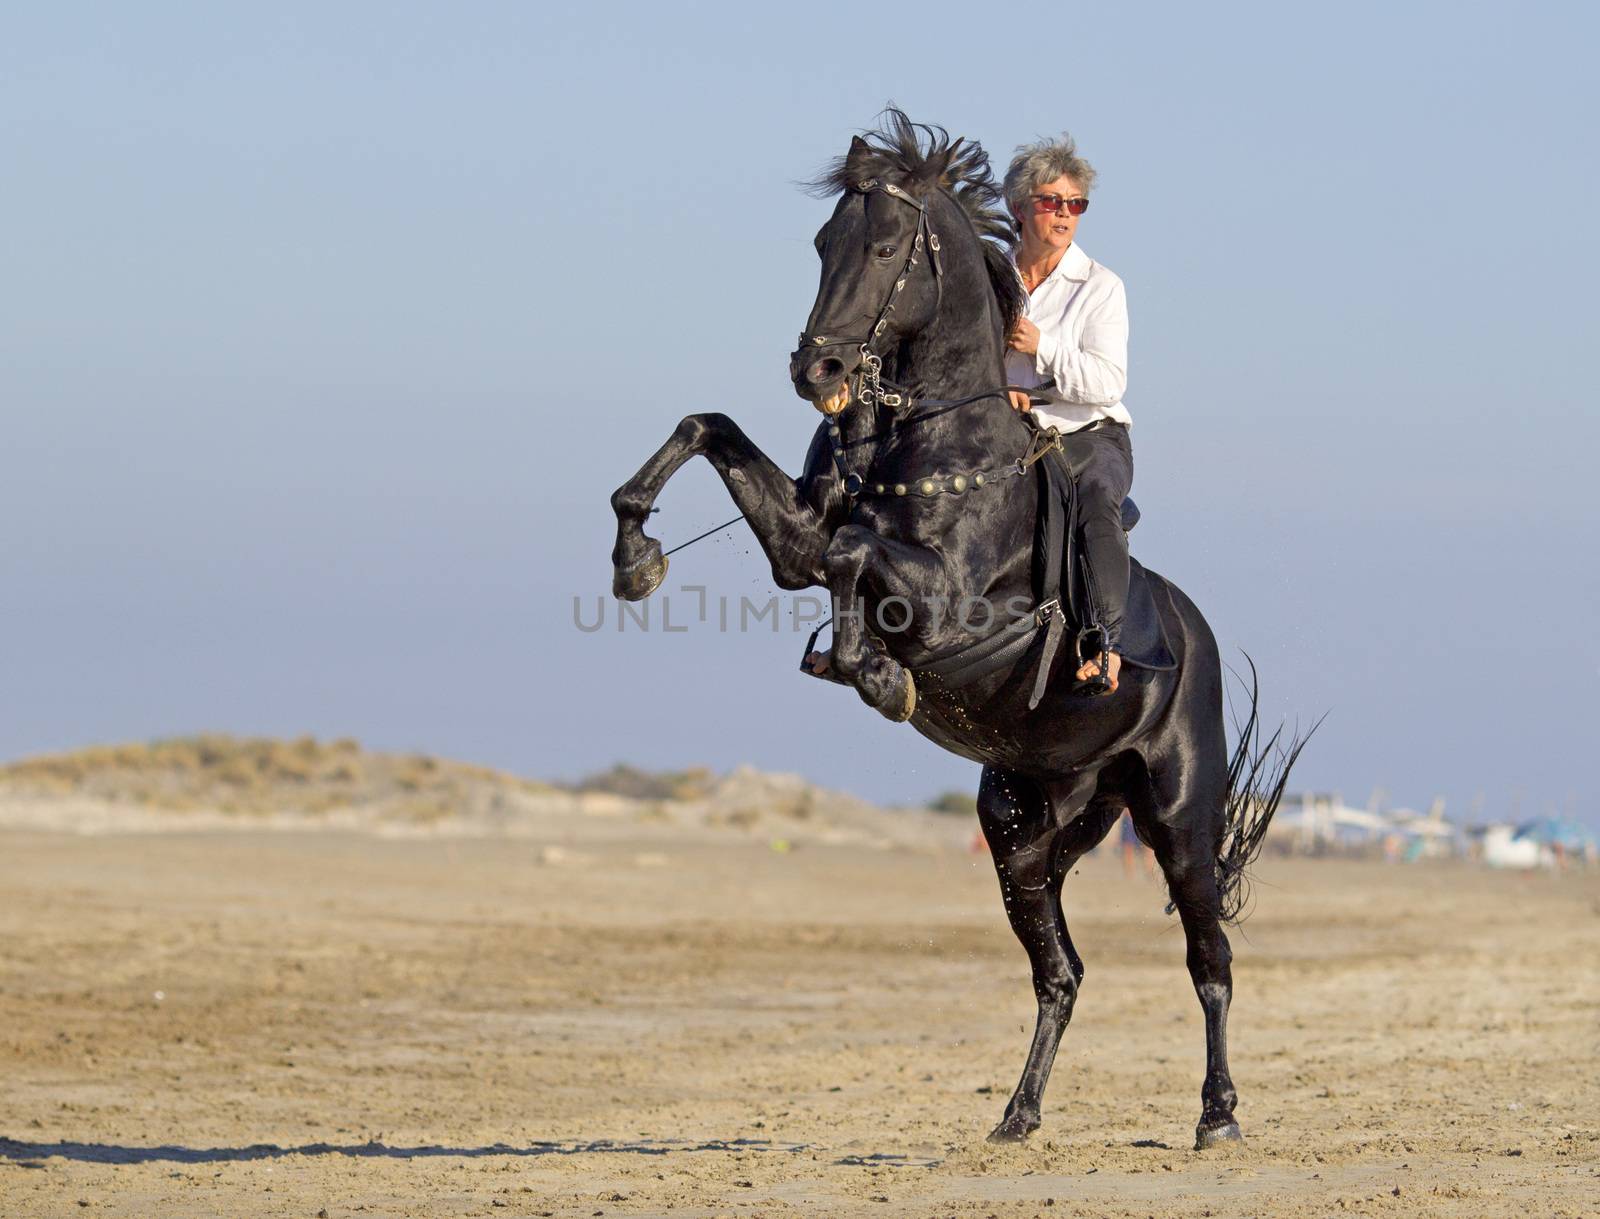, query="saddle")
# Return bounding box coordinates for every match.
[800,434,1175,707]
